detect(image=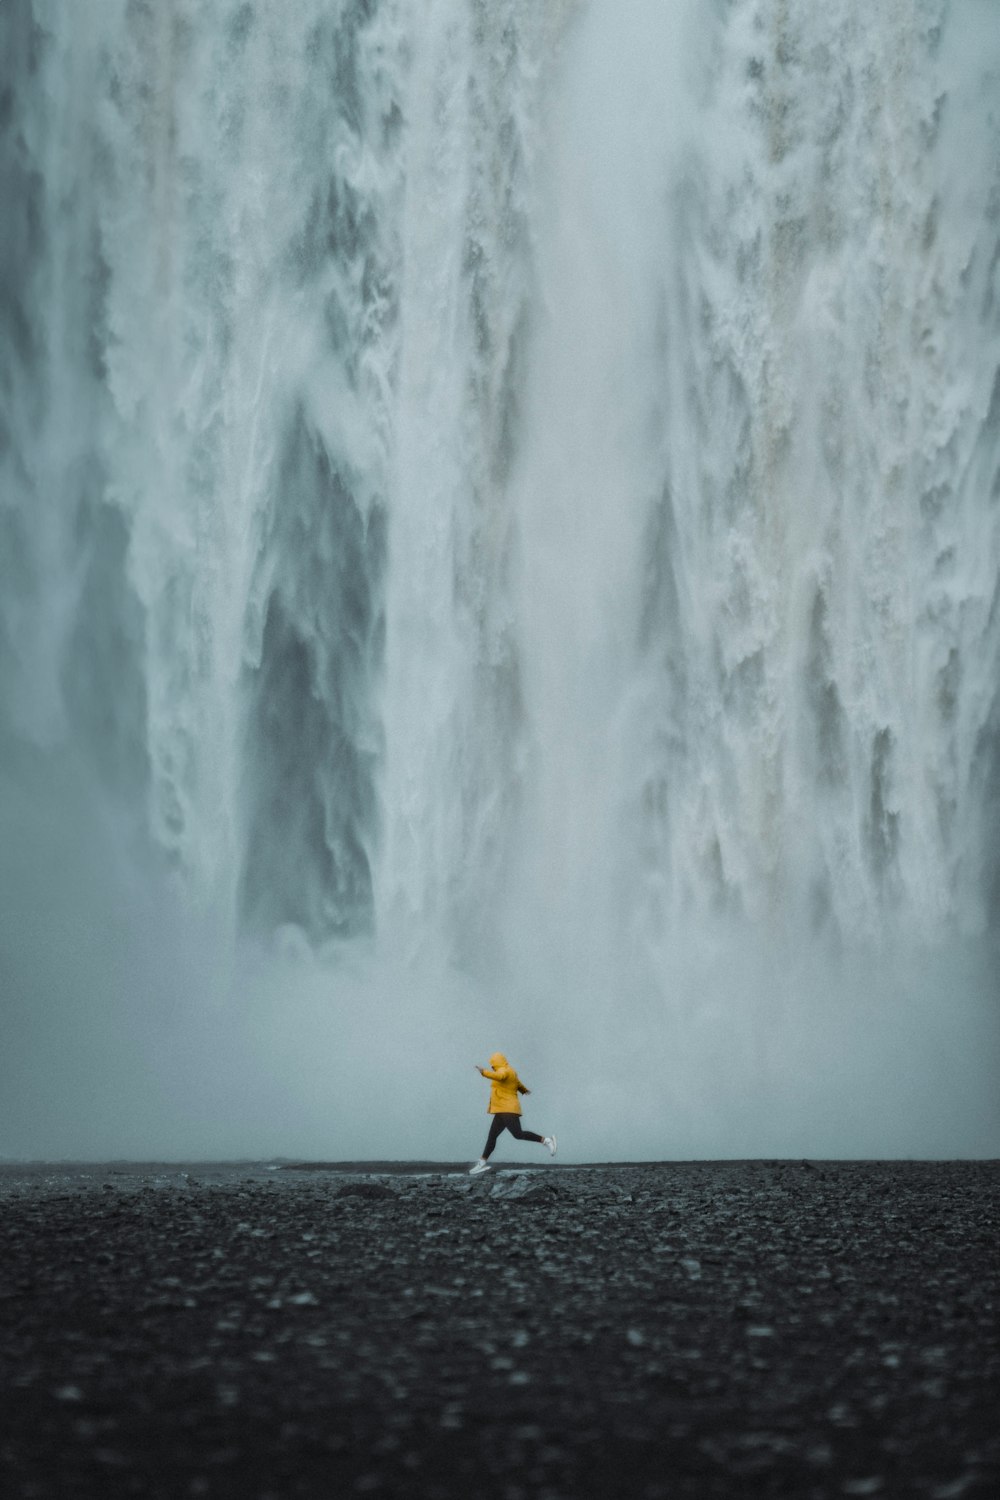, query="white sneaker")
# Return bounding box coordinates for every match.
[544,1135,557,1157]
[469,1160,491,1175]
